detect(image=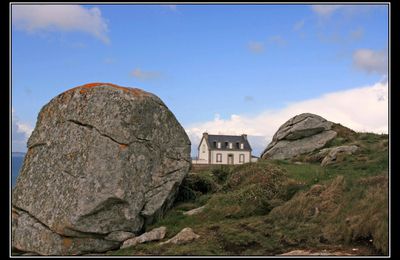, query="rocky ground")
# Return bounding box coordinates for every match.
[12,109,388,256]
